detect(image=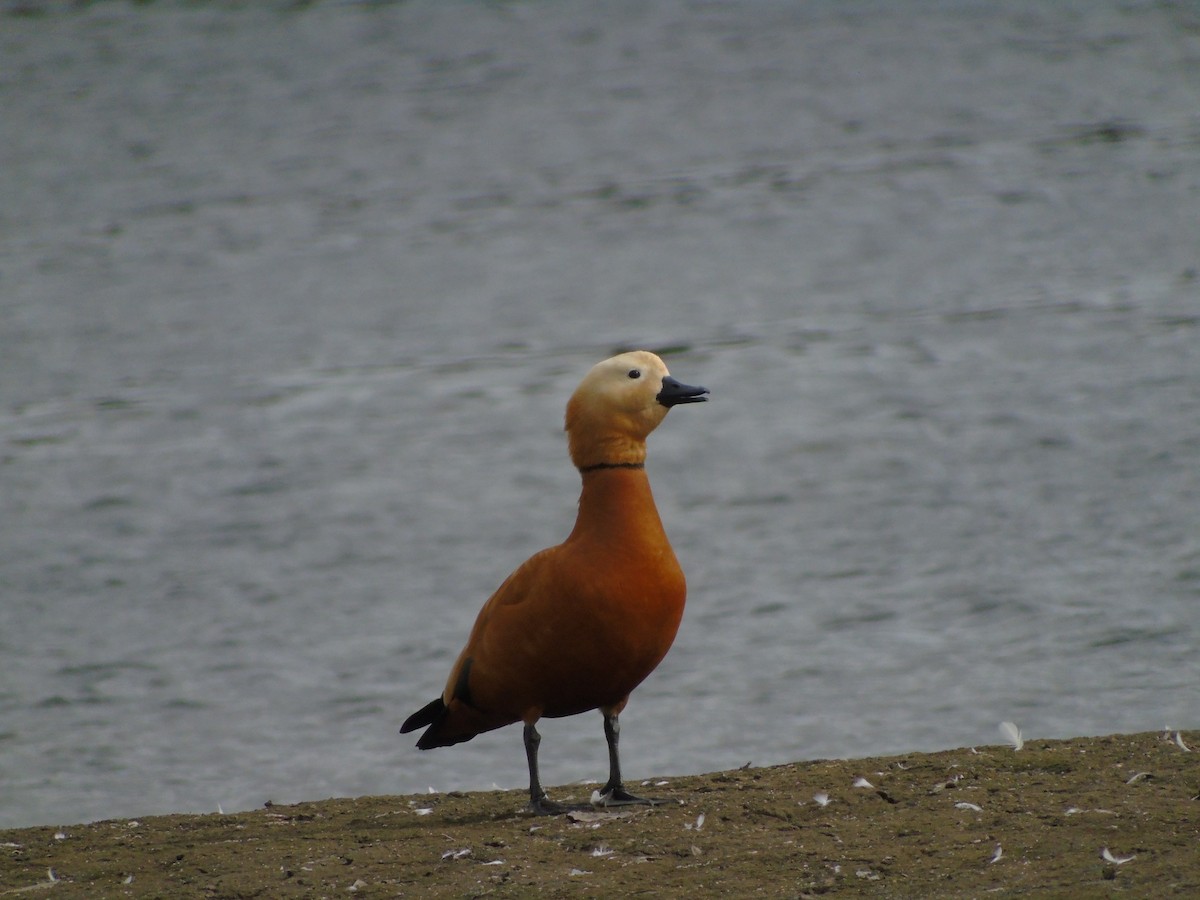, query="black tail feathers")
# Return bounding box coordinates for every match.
[400,697,446,745]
